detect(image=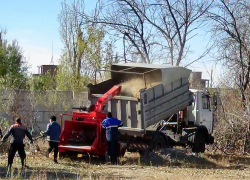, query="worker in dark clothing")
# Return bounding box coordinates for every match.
[102,112,123,164]
[1,118,33,170]
[41,116,61,163]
